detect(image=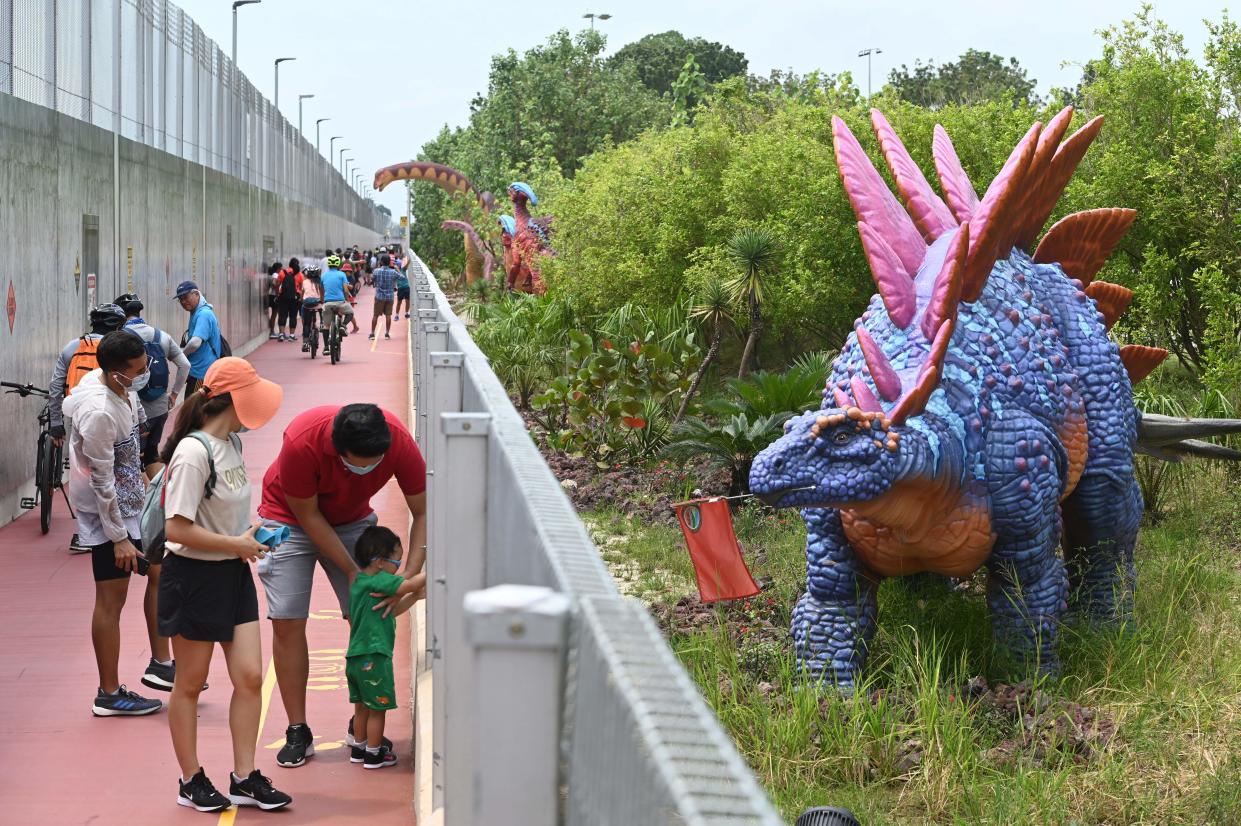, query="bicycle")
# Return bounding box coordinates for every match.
[324,306,347,365]
[1,381,76,534]
[301,300,322,360]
